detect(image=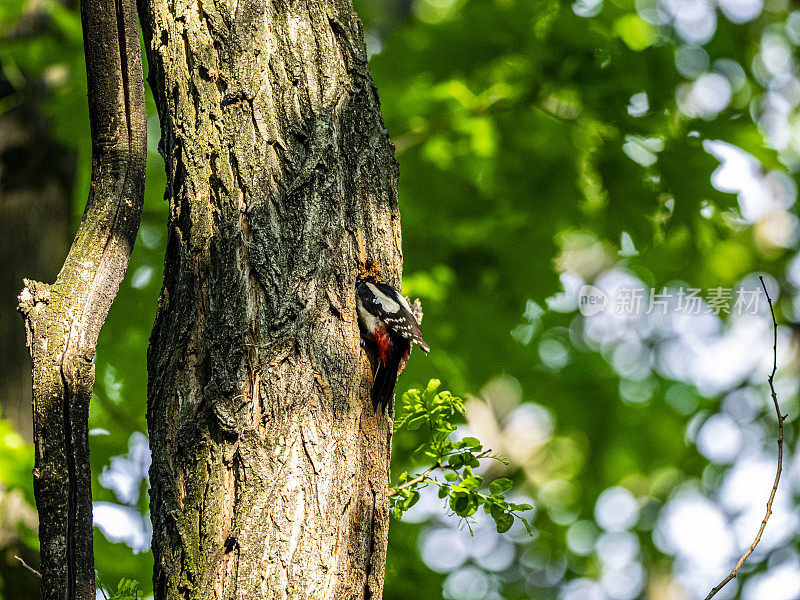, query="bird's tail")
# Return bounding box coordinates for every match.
[372,354,400,406]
